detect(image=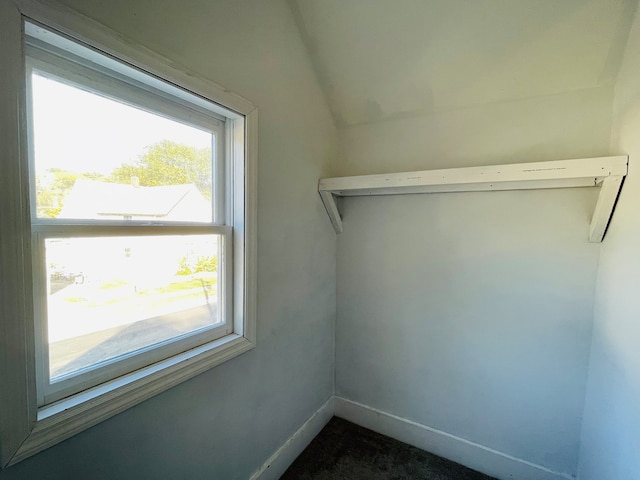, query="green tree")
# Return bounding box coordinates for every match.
[176,255,217,276]
[110,140,212,199]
